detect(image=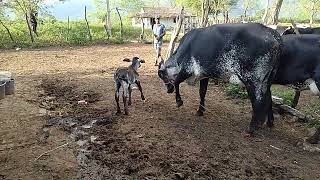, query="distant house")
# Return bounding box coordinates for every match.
[131,7,197,31]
